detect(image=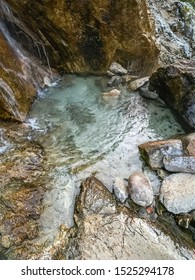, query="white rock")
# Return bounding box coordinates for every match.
[109,62,127,75]
[113,177,129,203]
[160,173,195,214]
[128,77,149,91]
